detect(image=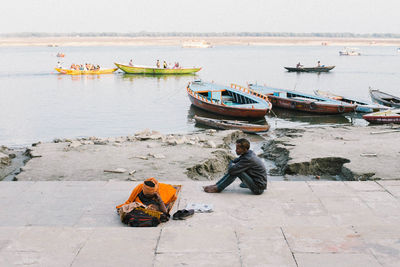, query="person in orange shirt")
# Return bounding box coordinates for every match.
[116,177,178,214]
